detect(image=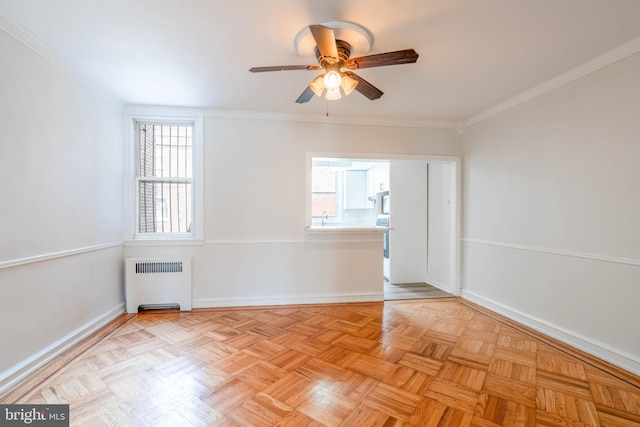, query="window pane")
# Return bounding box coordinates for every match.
[138,123,192,178]
[139,124,156,178]
[311,169,338,218]
[311,169,336,192]
[138,181,192,234]
[311,193,337,217]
